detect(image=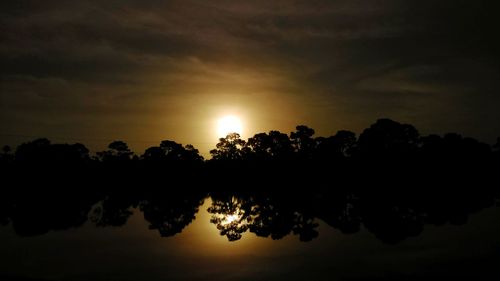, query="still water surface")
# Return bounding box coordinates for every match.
[0,193,499,281]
